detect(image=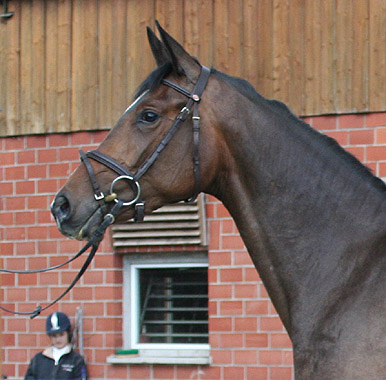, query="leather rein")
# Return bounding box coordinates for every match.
[0,65,211,318]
